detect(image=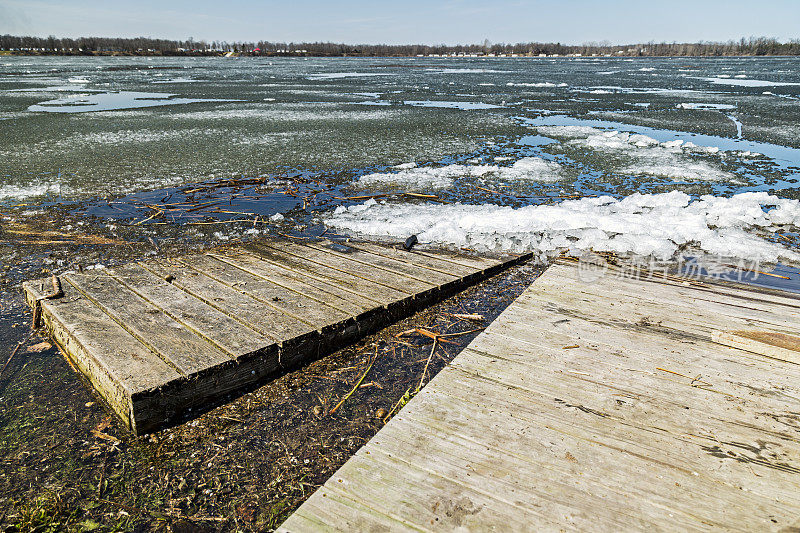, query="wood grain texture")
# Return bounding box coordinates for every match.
[279,260,800,533]
[23,240,523,434]
[244,242,412,302]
